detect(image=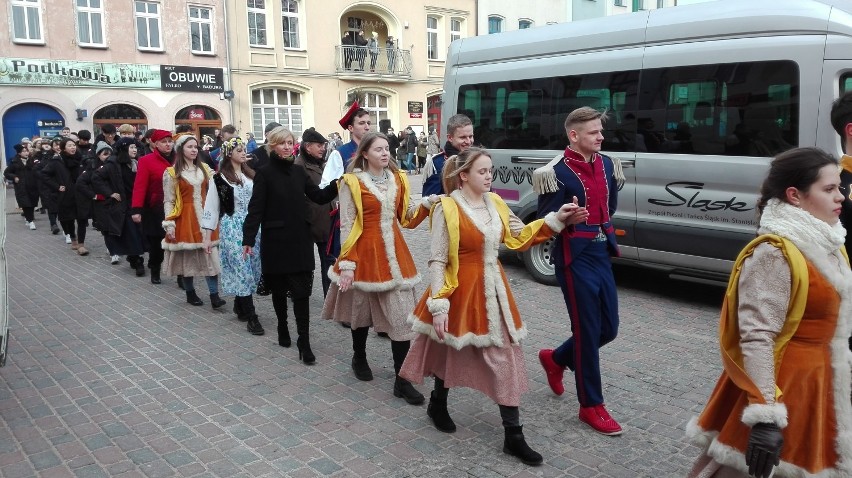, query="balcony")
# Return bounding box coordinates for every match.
[334,46,412,81]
